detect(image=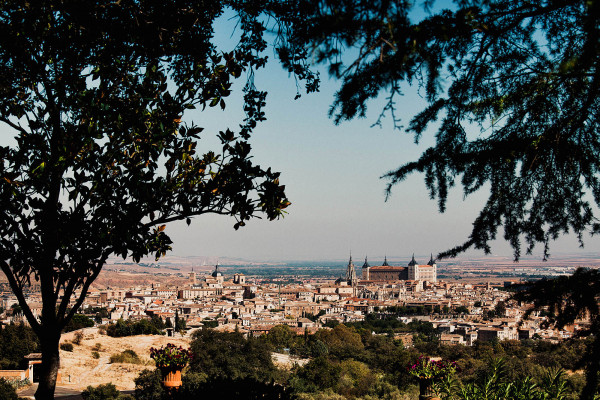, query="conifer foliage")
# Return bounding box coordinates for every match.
[283,0,600,260]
